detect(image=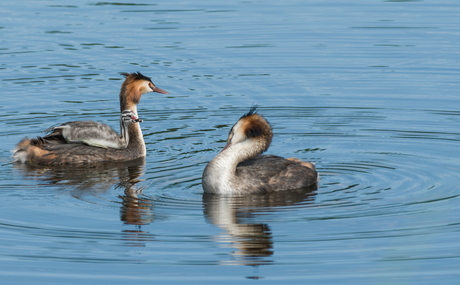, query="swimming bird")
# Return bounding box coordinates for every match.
[202,107,318,195]
[12,72,168,165]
